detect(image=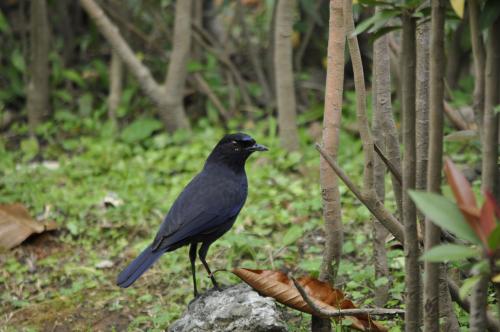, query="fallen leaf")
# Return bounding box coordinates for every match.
[232,268,387,331]
[0,203,57,250]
